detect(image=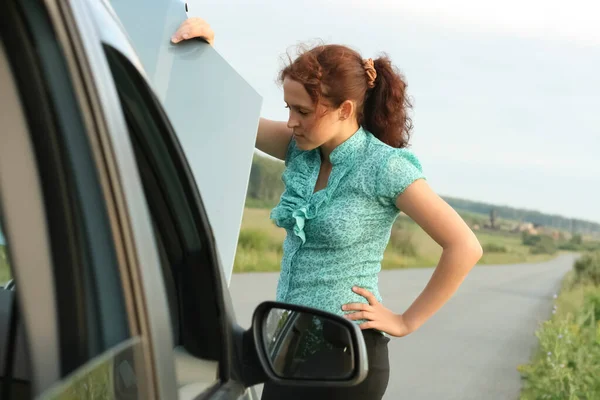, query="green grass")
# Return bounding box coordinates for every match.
[0,244,11,284]
[233,208,559,273]
[477,230,558,265]
[518,269,600,399]
[244,197,279,210]
[40,354,113,400]
[552,273,598,320]
[233,209,285,273]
